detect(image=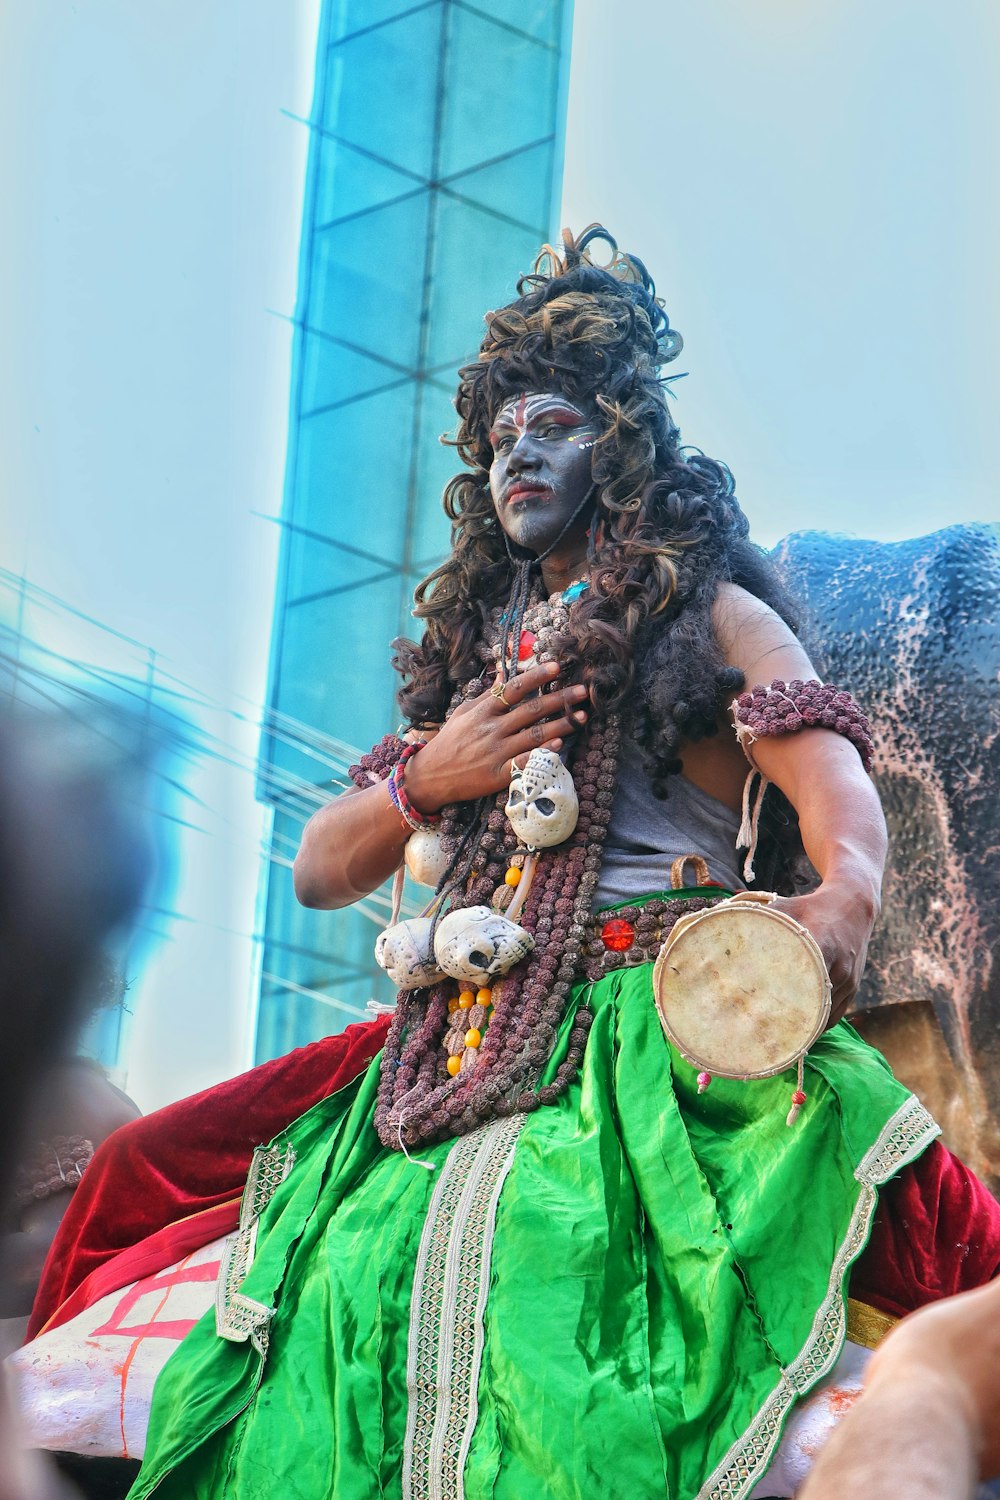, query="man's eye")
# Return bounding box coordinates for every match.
[493,435,514,453]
